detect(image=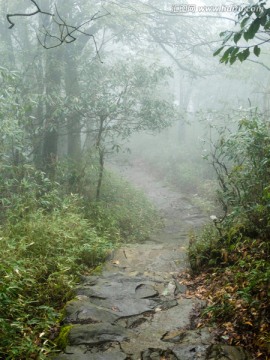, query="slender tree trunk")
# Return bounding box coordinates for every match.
[64,47,82,162]
[42,47,62,178]
[96,148,105,200]
[0,2,16,68]
[96,116,105,200]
